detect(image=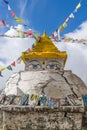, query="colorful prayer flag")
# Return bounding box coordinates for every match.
[16,57,22,64]
[14,16,23,23]
[17,30,21,37]
[0,20,6,26]
[0,68,5,71]
[6,65,13,71]
[69,13,74,19]
[11,11,15,17]
[76,3,81,10]
[59,25,64,32]
[63,22,67,28]
[8,4,11,11]
[0,72,3,77]
[11,61,16,67]
[27,48,31,52]
[3,0,9,4]
[65,18,69,23]
[24,30,33,36]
